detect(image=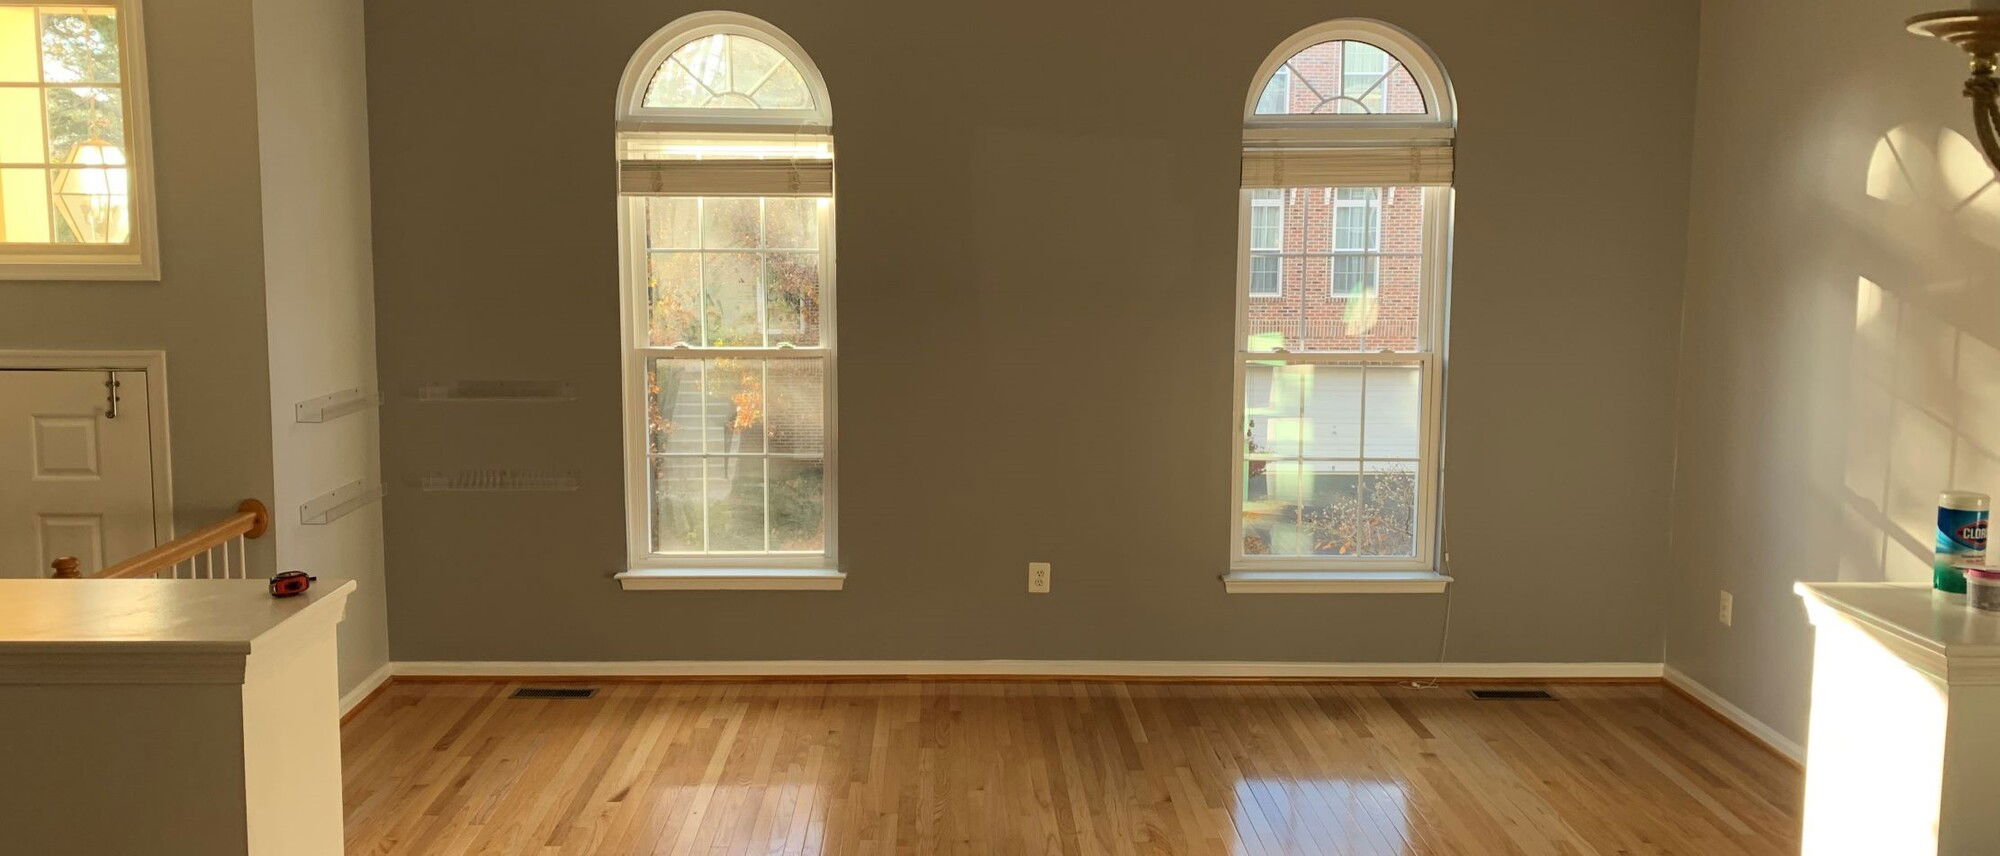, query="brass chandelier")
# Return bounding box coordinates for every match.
[1909,5,2000,173]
